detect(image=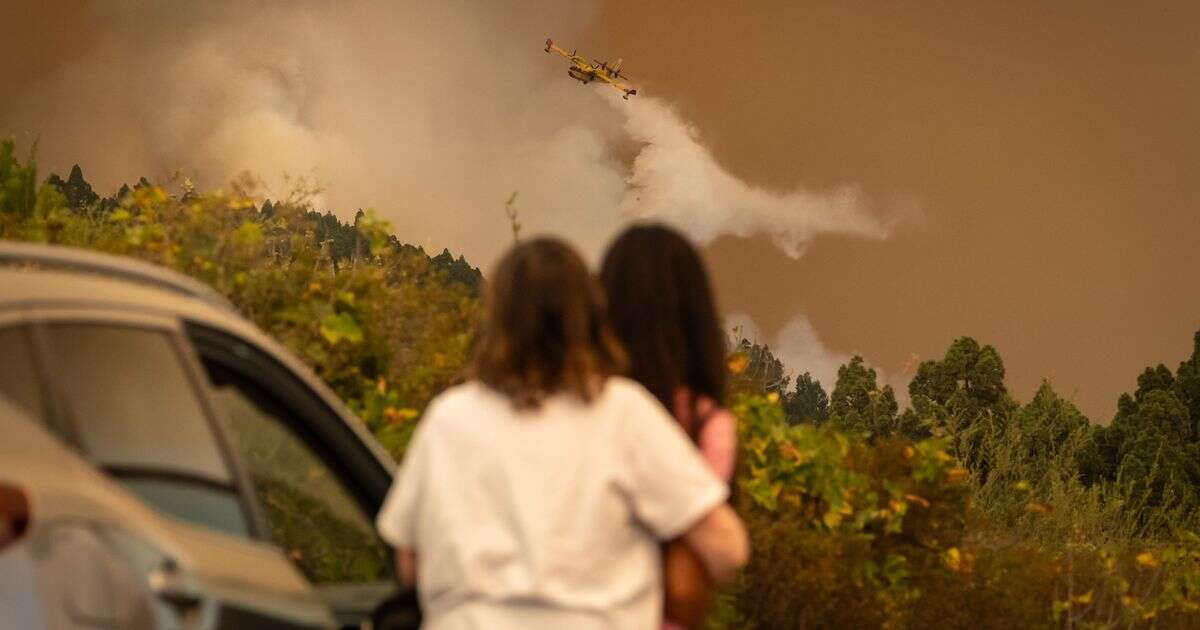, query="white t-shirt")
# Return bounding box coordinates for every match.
[376,377,729,629]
